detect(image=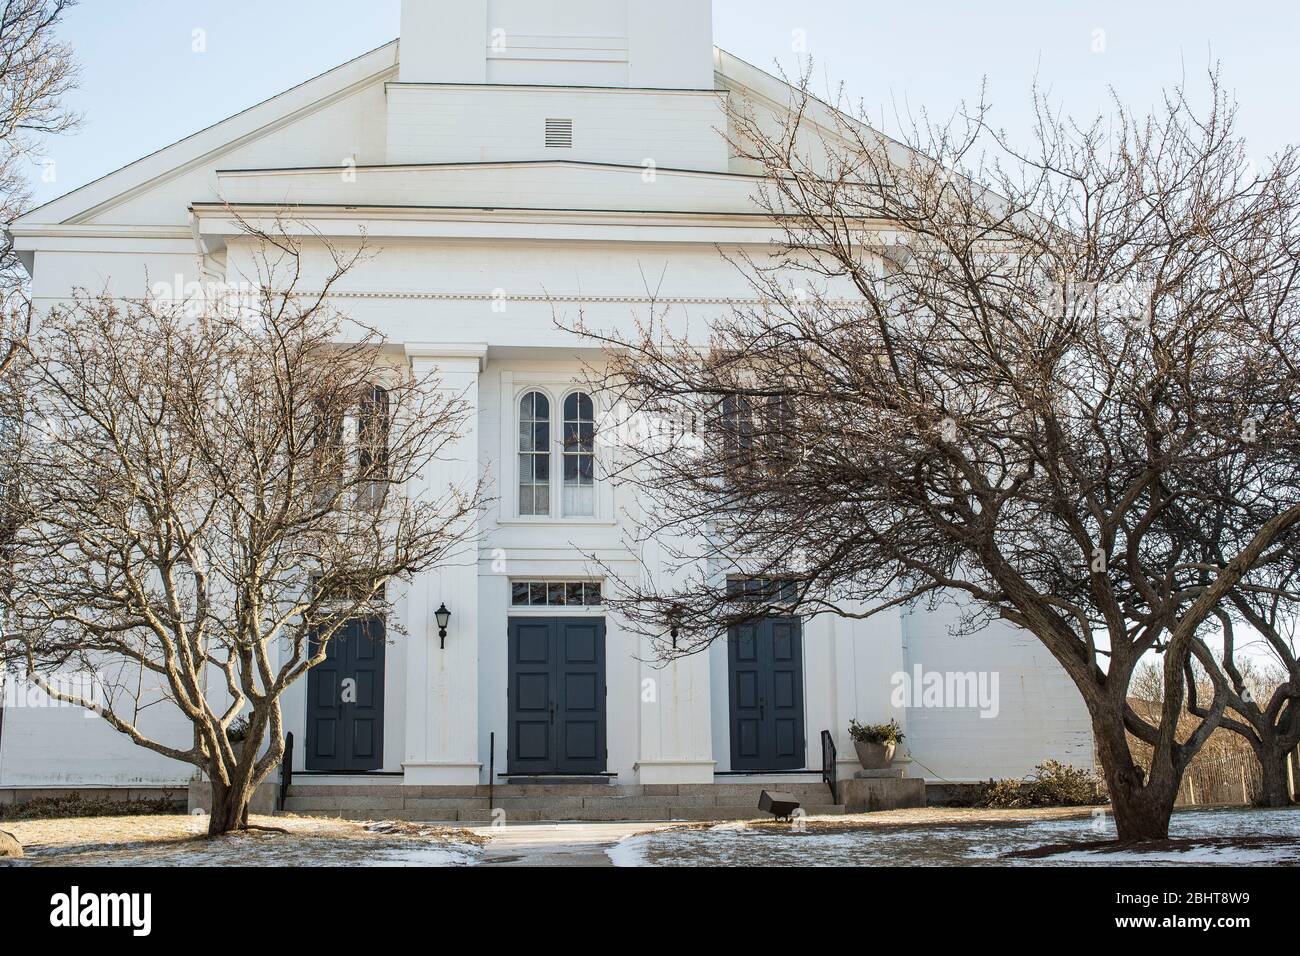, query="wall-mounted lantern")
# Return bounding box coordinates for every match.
[435,603,451,649]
